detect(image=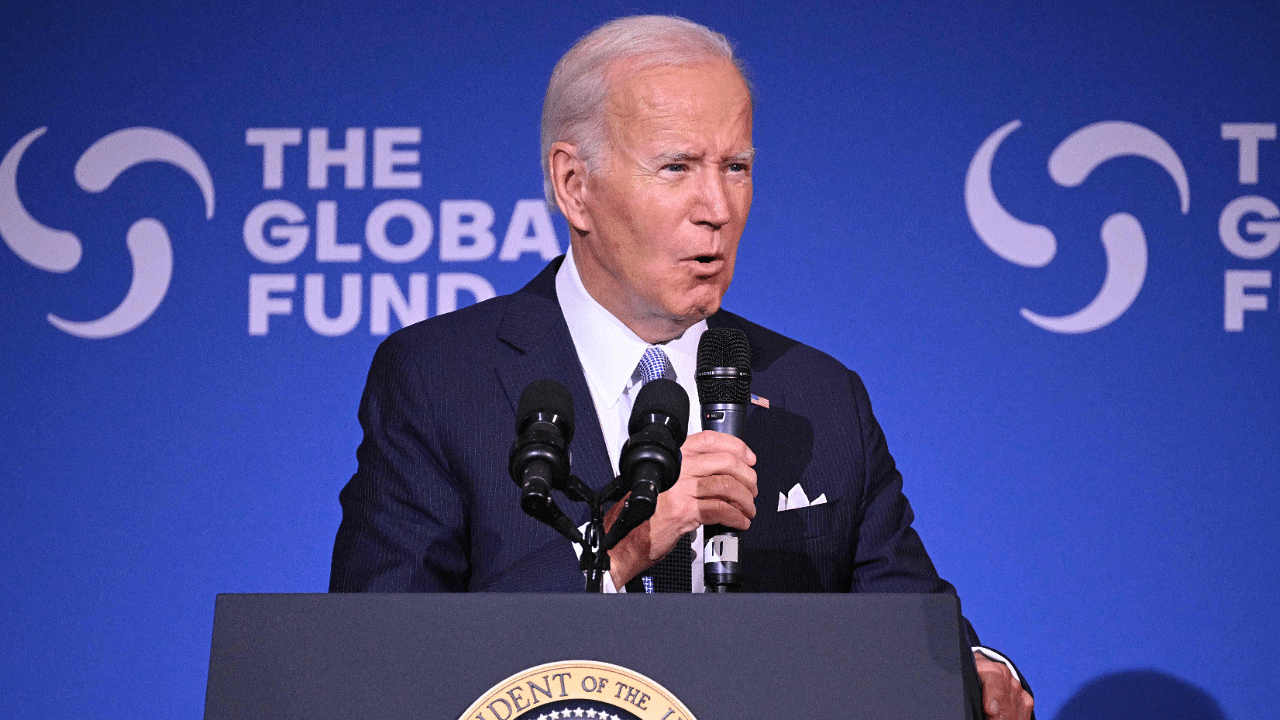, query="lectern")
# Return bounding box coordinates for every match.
[204,593,981,720]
